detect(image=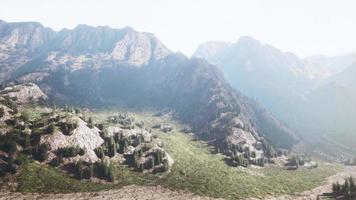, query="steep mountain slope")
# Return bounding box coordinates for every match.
[305,63,356,132]
[193,37,314,127]
[304,53,356,82]
[0,20,297,159]
[194,37,356,159]
[194,38,356,130]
